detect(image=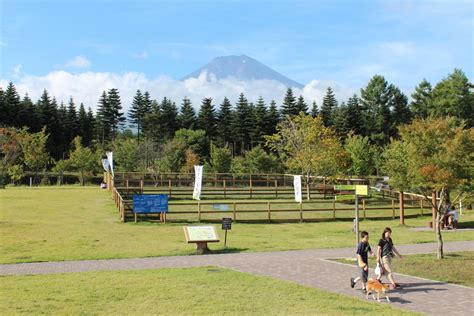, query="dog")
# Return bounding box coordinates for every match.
[366,278,391,303]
